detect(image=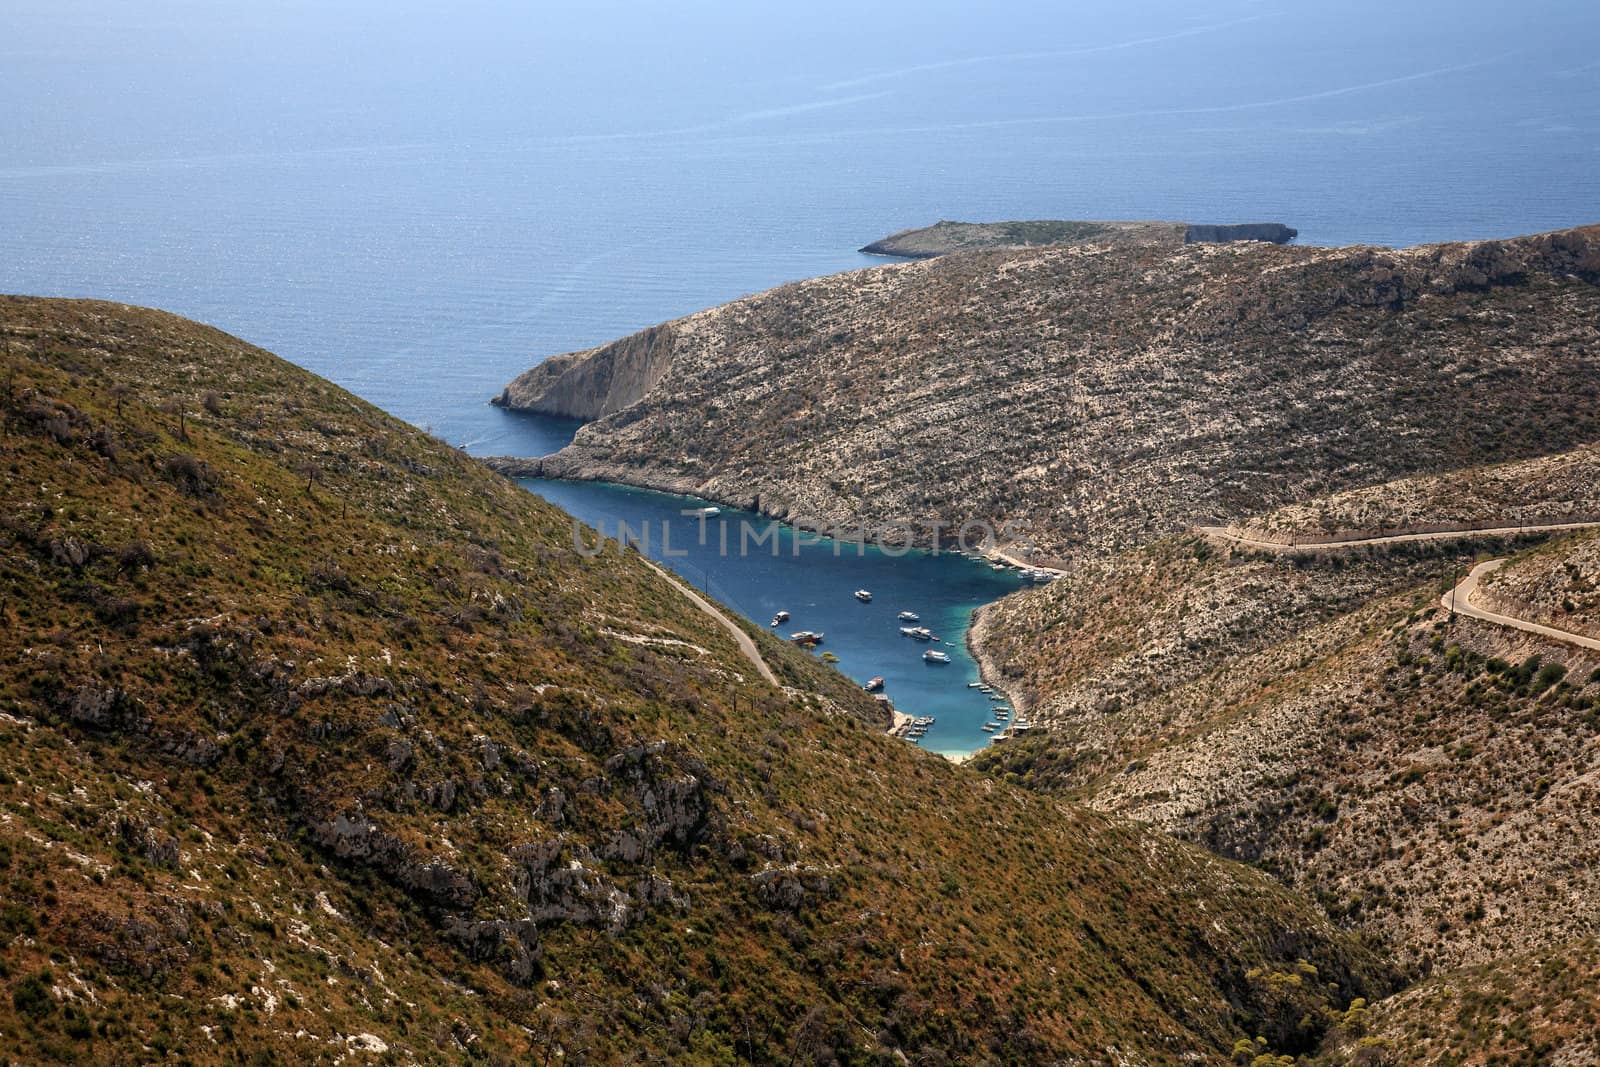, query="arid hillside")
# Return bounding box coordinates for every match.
[501,226,1600,561]
[0,297,1404,1064]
